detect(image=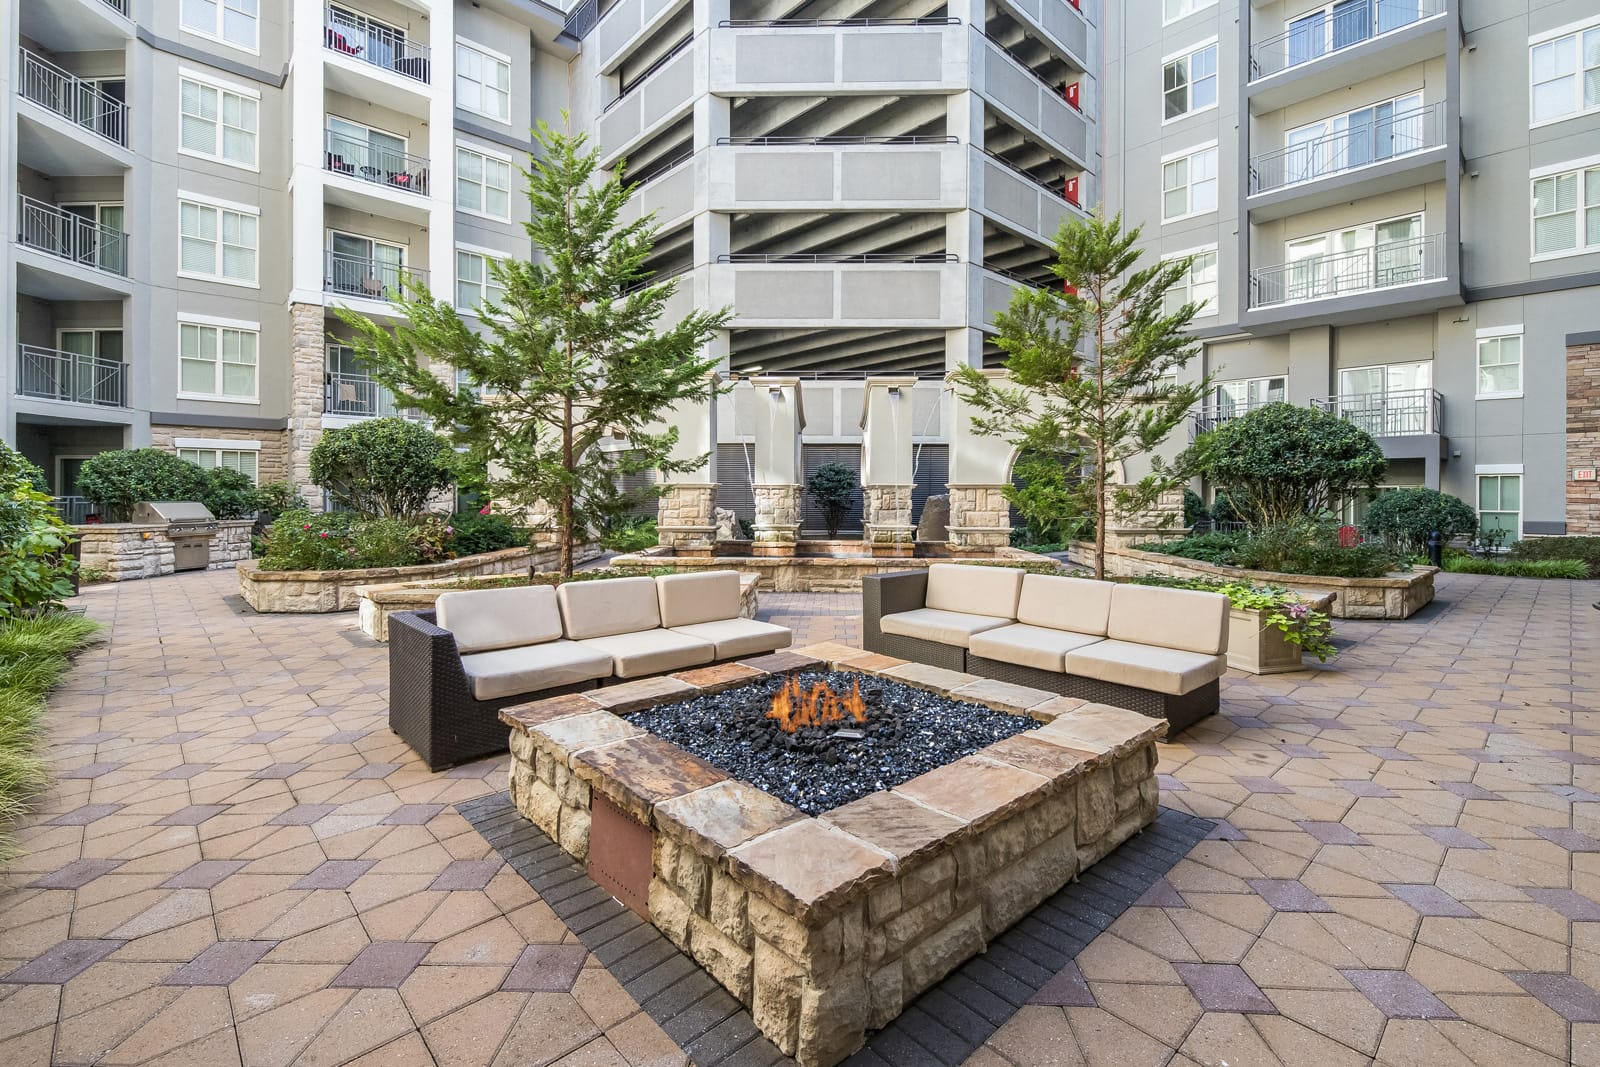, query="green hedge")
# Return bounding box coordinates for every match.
[1443,557,1589,579]
[1135,522,1403,579]
[1509,536,1600,567]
